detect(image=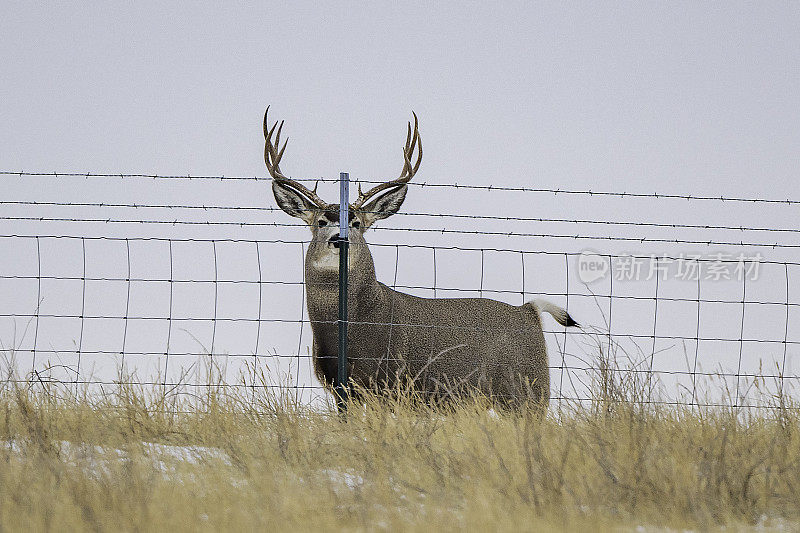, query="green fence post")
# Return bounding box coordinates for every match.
[336,172,349,413]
